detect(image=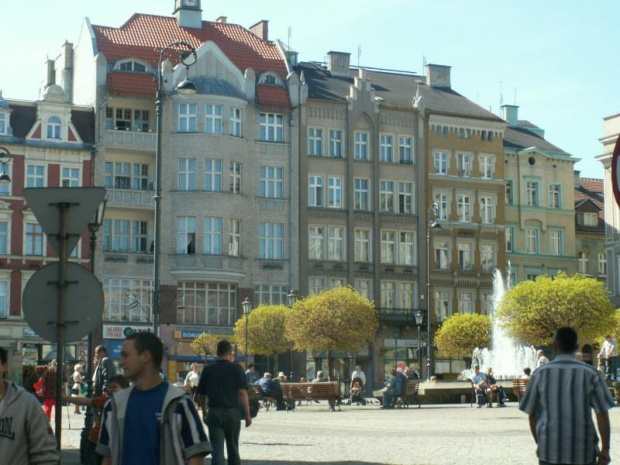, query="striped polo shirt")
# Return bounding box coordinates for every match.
[519,353,615,464]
